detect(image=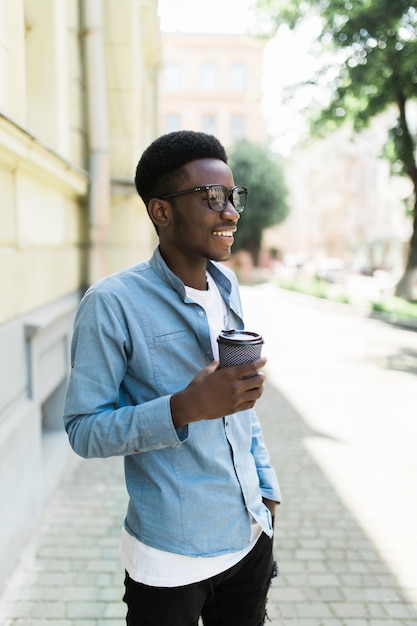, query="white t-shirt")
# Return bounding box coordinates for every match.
[119,272,262,587]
